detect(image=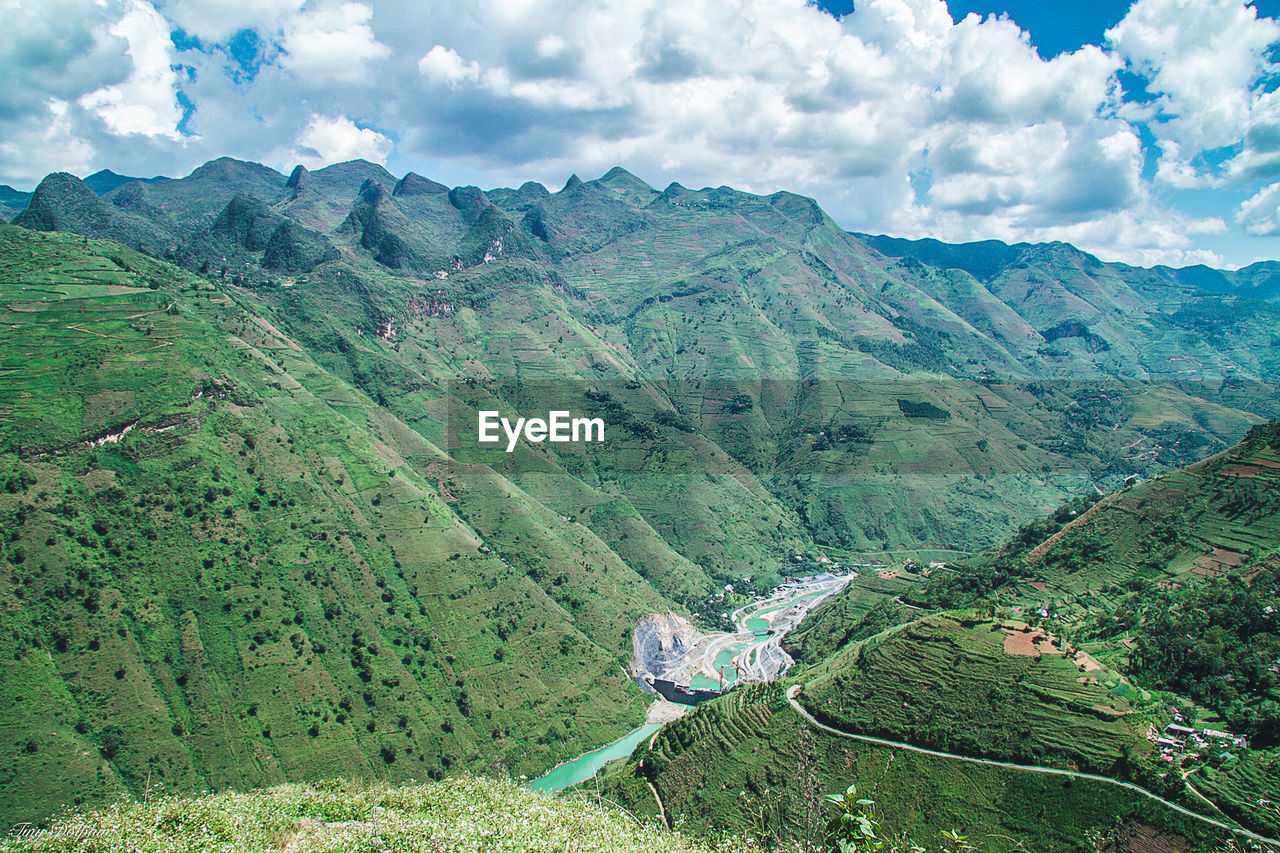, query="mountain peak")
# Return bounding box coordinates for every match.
[358,178,387,204]
[187,157,283,183]
[393,172,449,197]
[211,193,280,250]
[592,167,656,206]
[561,174,585,193]
[84,169,159,195]
[597,166,650,189]
[767,190,824,226]
[12,172,101,232]
[286,164,310,189]
[448,185,490,224]
[517,180,550,198]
